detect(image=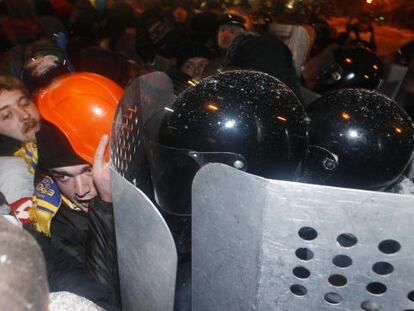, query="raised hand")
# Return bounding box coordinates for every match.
[92,135,112,203]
